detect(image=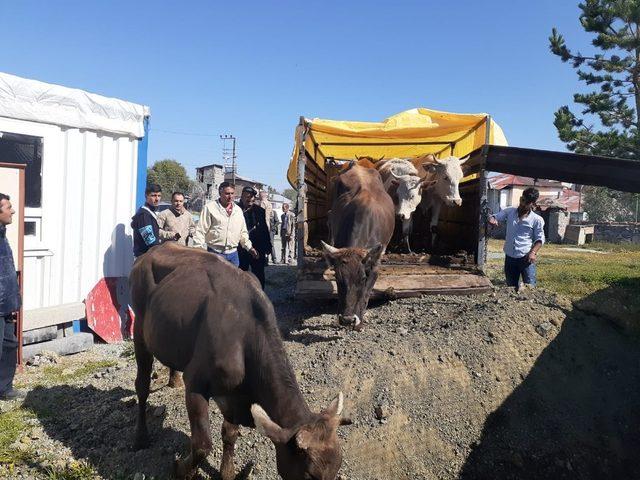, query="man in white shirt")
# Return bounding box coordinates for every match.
[193,182,258,266]
[489,187,545,290]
